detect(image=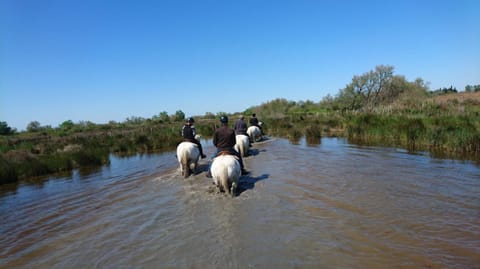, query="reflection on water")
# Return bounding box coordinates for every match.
[0,138,479,269]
